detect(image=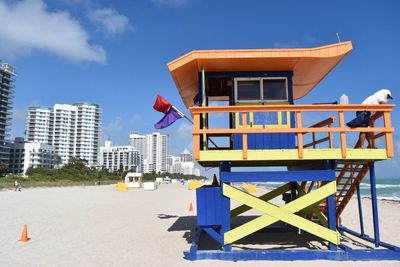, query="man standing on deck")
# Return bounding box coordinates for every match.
[348,89,393,148]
